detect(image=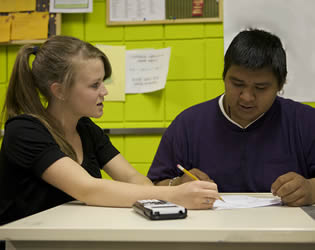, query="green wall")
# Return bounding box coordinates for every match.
[0,0,225,176]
